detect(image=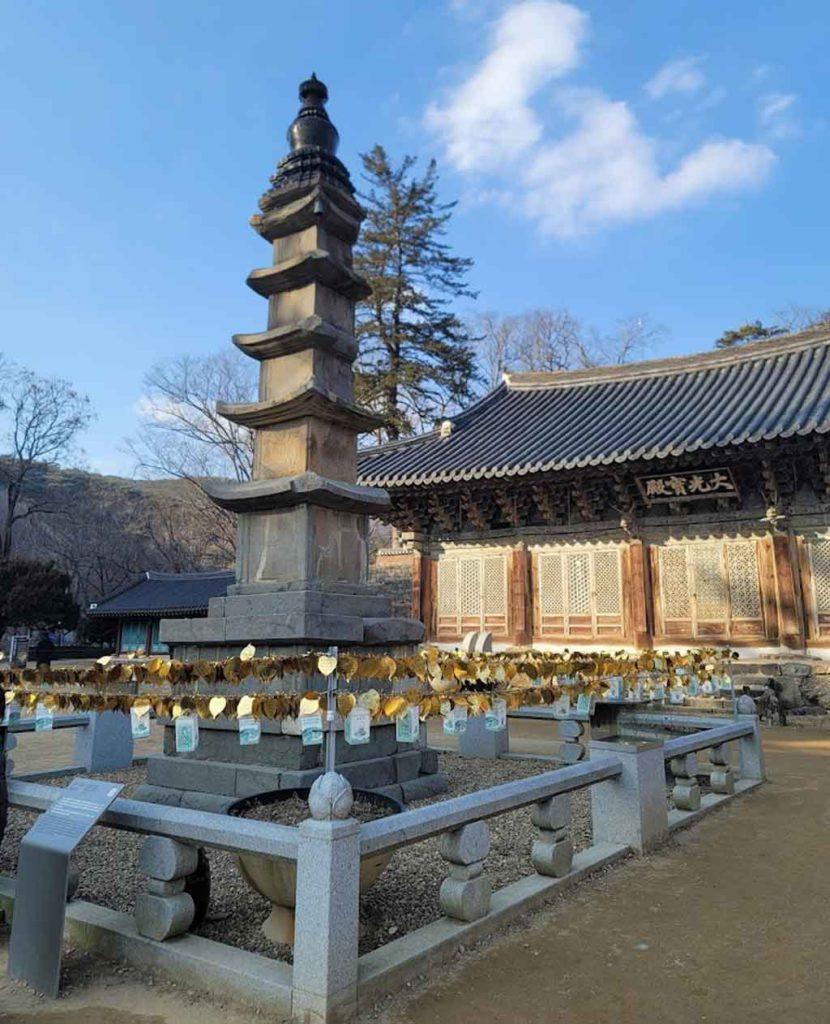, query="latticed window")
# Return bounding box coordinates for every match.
[808,537,830,637]
[535,545,623,639]
[656,539,764,639]
[436,551,509,637]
